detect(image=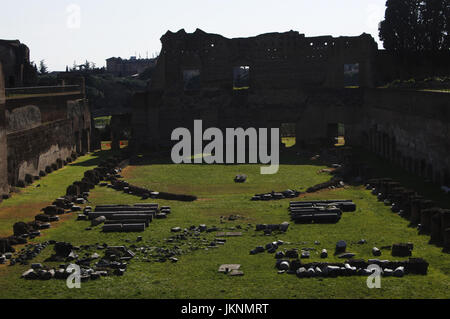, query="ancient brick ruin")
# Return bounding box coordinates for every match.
[131,29,450,186]
[0,63,8,196]
[0,40,36,88]
[0,56,92,198]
